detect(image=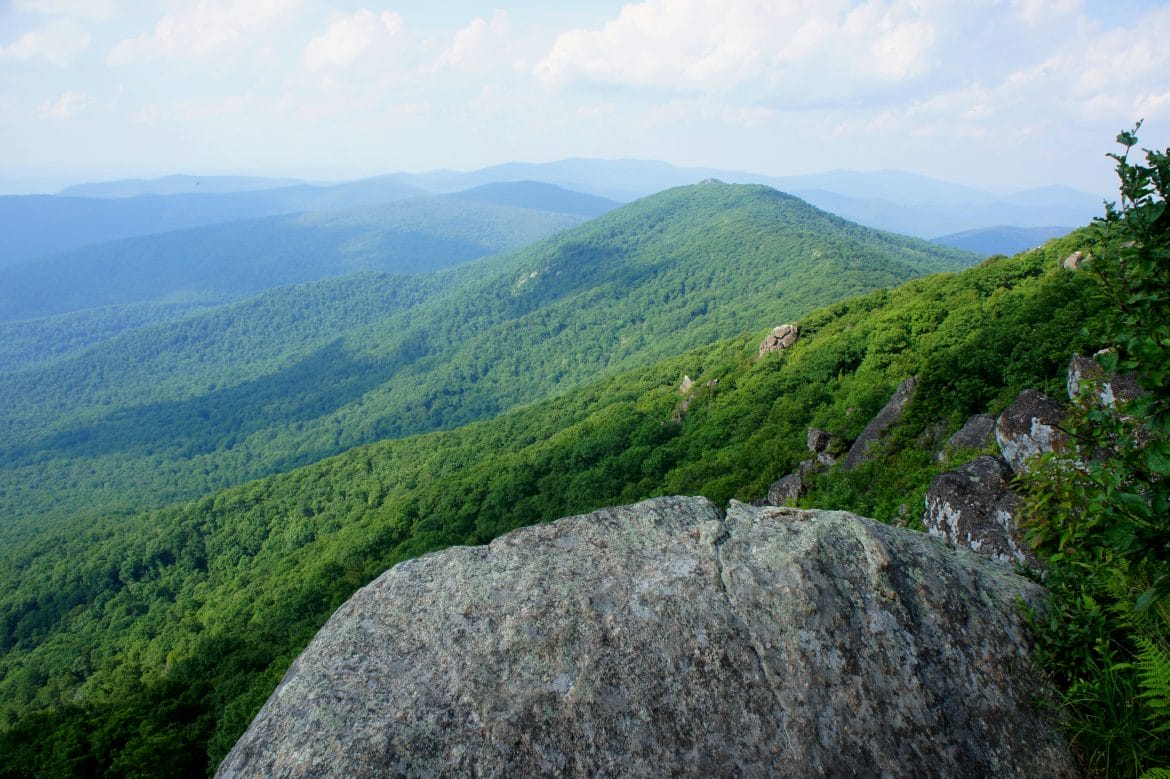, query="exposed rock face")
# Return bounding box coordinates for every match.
[1067,352,1143,407]
[218,497,1076,778]
[938,413,996,461]
[1062,250,1086,270]
[995,389,1067,474]
[758,323,799,355]
[923,455,1035,566]
[805,426,840,466]
[766,472,804,506]
[843,376,918,470]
